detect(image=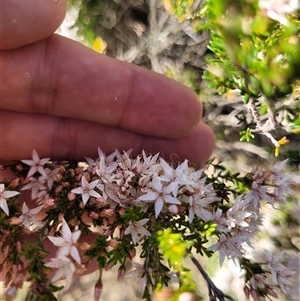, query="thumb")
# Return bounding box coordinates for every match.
[0,0,66,50]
